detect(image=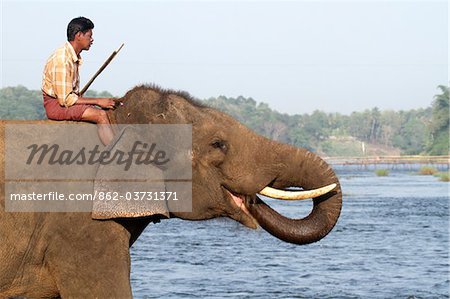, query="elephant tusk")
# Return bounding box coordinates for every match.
[258,183,337,200]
